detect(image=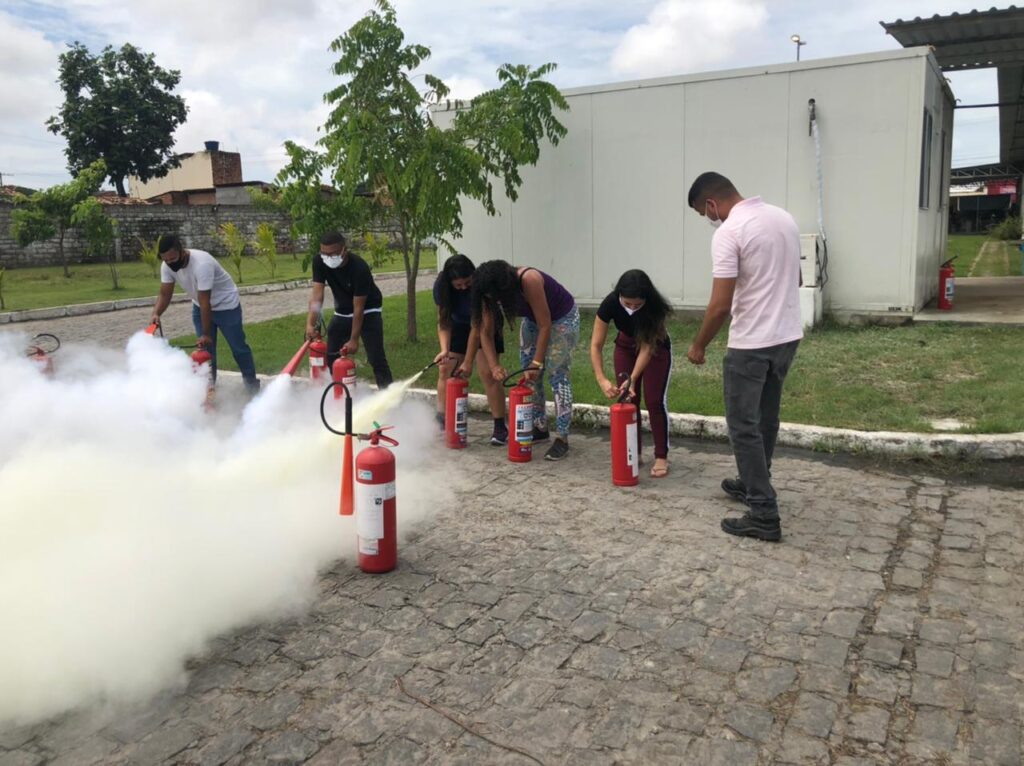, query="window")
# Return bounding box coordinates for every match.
[919,109,933,209]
